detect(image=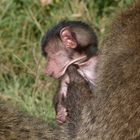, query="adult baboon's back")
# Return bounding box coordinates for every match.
[0,99,56,140]
[76,2,140,140]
